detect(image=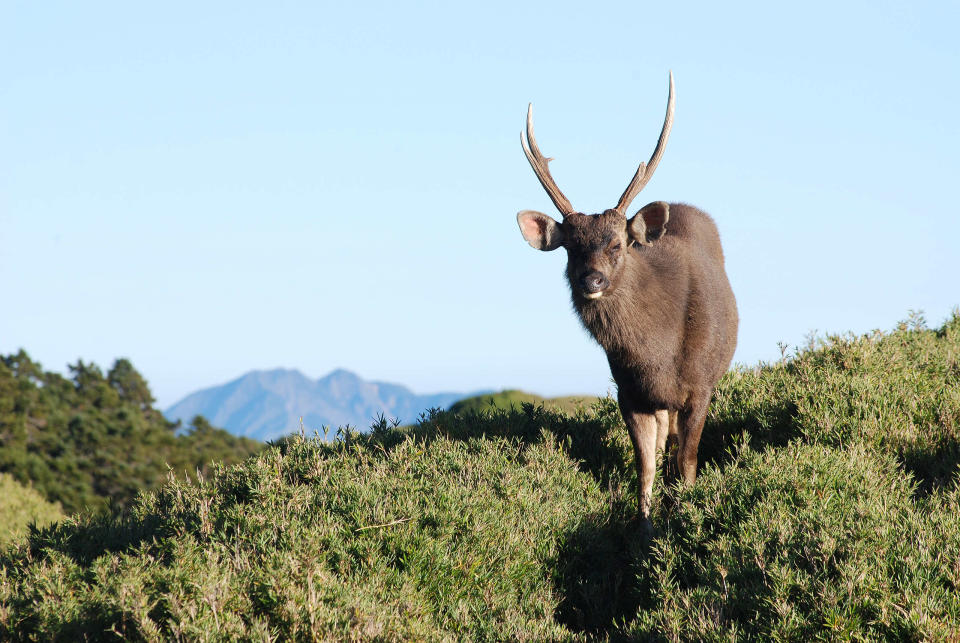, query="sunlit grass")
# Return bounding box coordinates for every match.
[0,474,63,548]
